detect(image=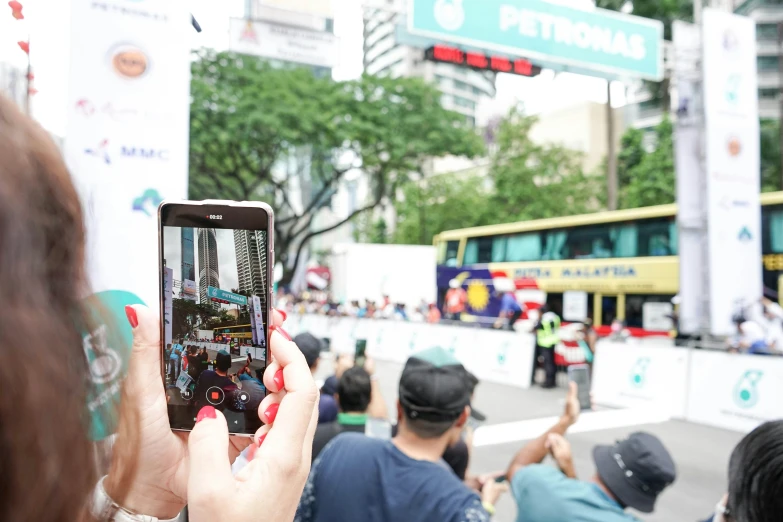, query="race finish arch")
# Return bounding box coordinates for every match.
[404,0,664,81]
